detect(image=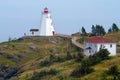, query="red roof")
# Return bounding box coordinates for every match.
[85,36,113,43]
[44,7,49,13]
